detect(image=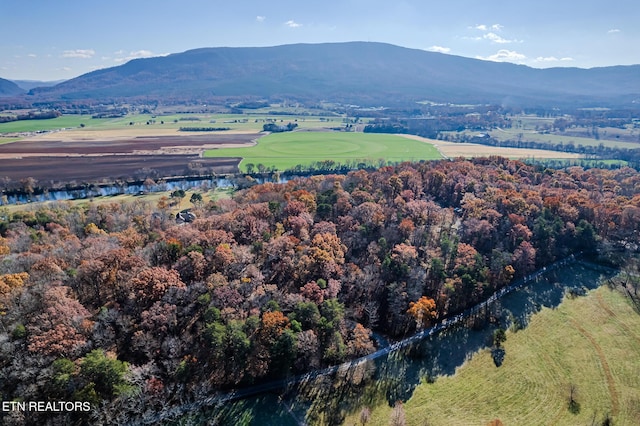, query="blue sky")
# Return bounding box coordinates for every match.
[1,0,638,80]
